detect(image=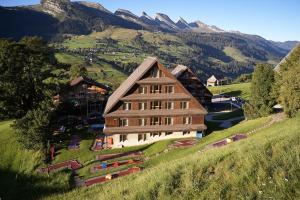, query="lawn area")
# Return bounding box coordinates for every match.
[0,121,71,200]
[44,114,300,200]
[1,115,274,199]
[212,109,244,120]
[223,46,248,62]
[208,82,251,100]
